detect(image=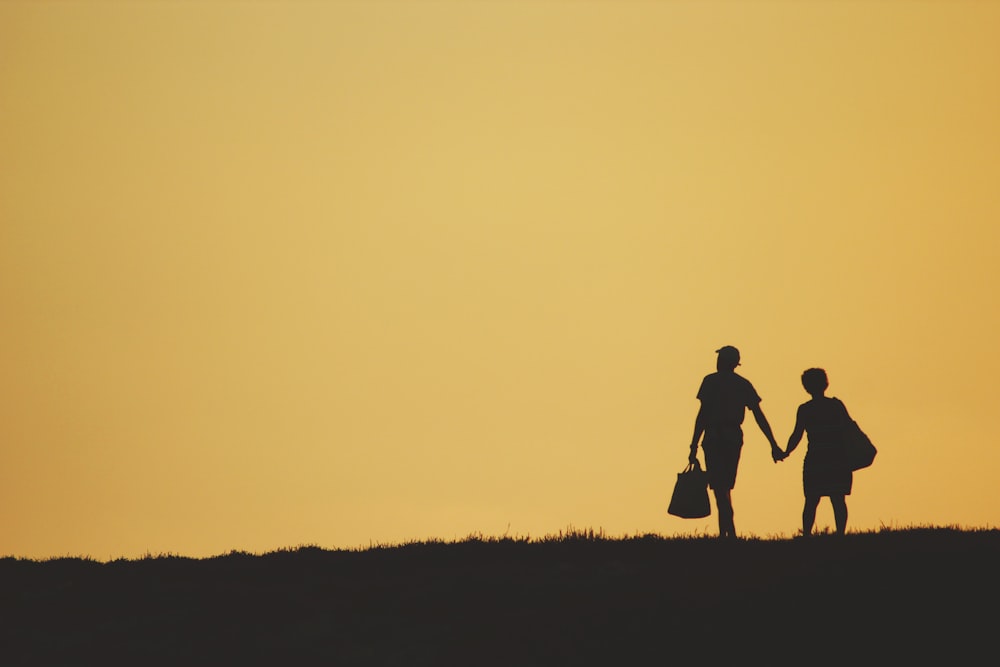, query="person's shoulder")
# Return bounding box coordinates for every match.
[800,396,822,410]
[733,372,759,391]
[702,371,743,387]
[698,371,720,386]
[696,372,715,399]
[730,372,762,403]
[829,395,851,414]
